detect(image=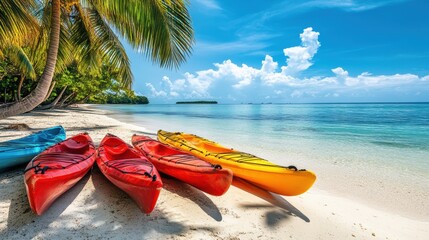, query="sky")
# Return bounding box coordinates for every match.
[125,0,429,103]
